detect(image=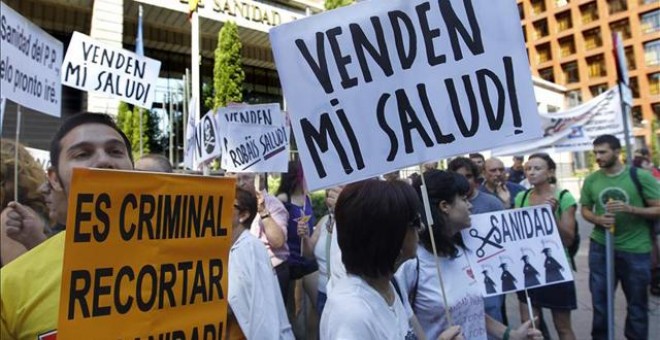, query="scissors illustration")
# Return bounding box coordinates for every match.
[470,227,503,257]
